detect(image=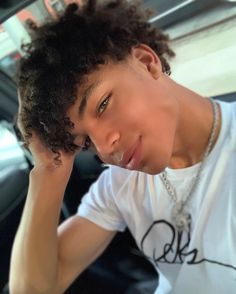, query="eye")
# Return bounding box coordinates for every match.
[74,134,91,151]
[98,94,111,115]
[82,136,91,151]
